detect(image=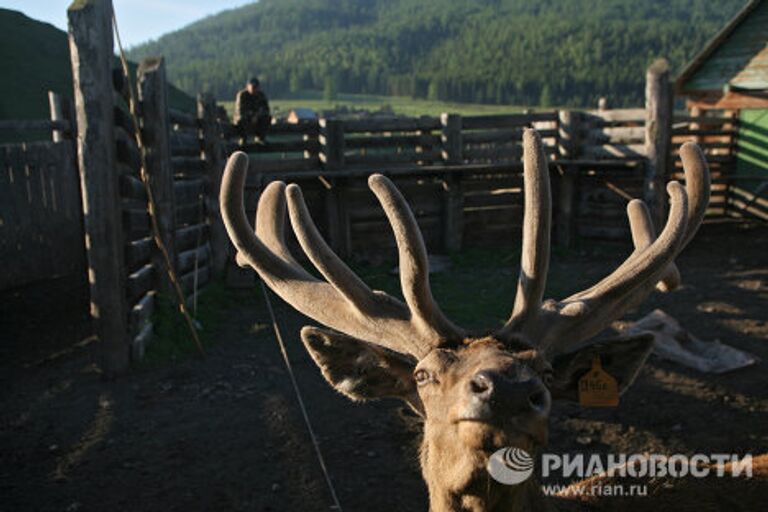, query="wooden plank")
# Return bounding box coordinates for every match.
[175,223,209,251]
[177,242,211,274]
[180,263,211,295]
[127,262,154,304]
[585,108,646,122]
[249,156,320,174]
[123,206,150,237]
[176,202,204,227]
[169,108,197,128]
[240,138,320,154]
[342,117,440,133]
[172,156,206,174]
[170,129,199,149]
[583,144,646,159]
[463,129,523,145]
[0,119,71,133]
[671,128,738,137]
[119,174,147,201]
[461,112,558,130]
[69,0,130,375]
[125,236,152,270]
[131,320,153,361]
[345,133,441,149]
[464,146,521,162]
[174,178,206,204]
[115,127,142,171]
[345,150,440,166]
[139,57,177,293]
[129,290,156,334]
